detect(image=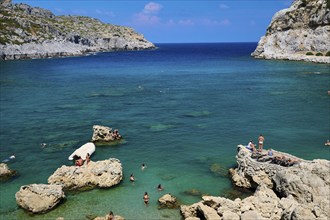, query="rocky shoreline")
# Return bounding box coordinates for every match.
[252,0,330,64]
[0,0,155,60]
[180,145,330,220]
